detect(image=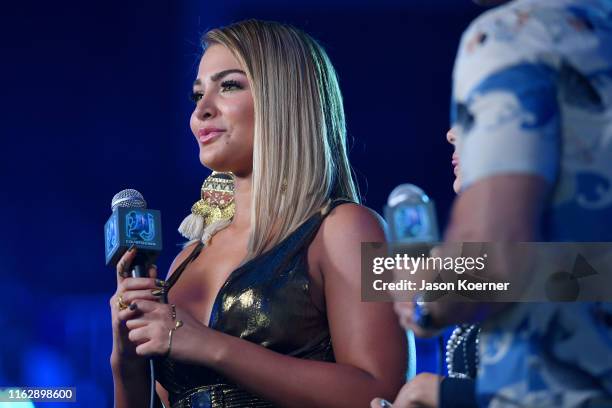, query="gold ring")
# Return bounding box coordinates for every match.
[116,294,128,311]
